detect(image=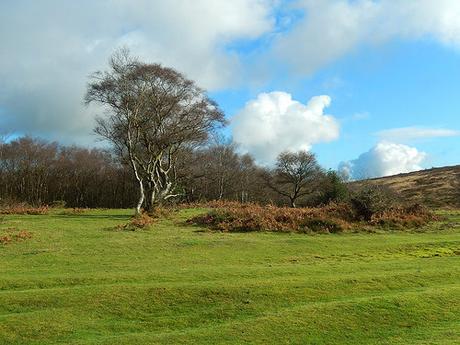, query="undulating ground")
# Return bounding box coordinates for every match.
[1,209,459,344]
